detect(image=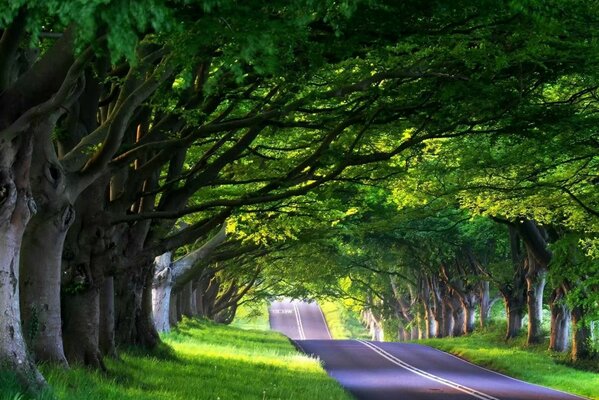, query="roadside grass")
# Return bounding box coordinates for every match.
[417,323,599,400]
[320,301,369,340]
[230,300,270,331]
[1,319,351,400]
